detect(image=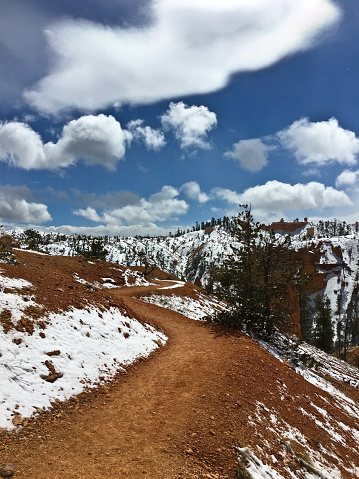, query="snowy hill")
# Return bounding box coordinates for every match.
[4,219,359,357]
[7,220,359,307]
